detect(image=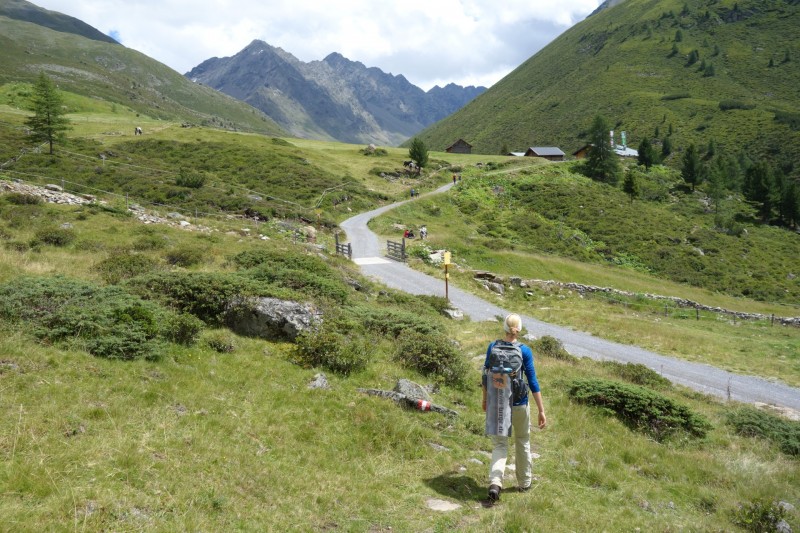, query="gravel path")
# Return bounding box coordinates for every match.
[340,183,800,413]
